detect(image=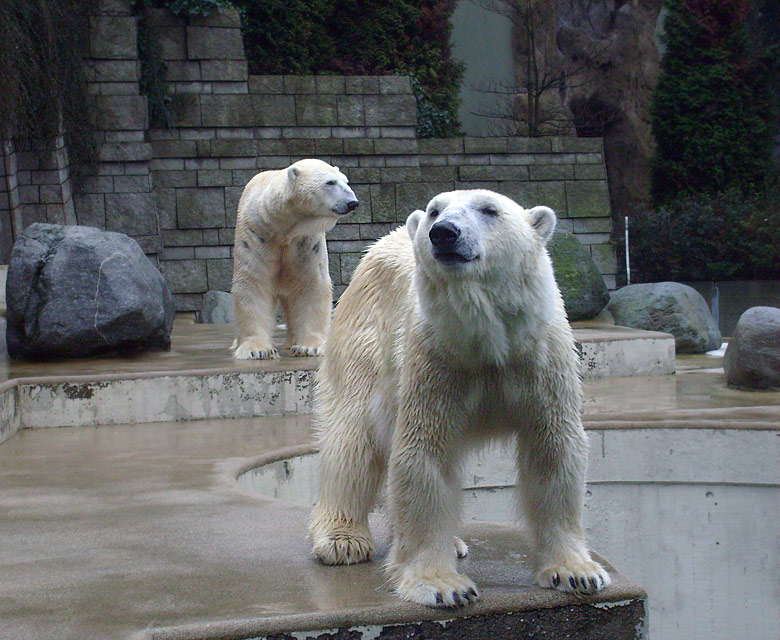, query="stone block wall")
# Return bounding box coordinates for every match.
[0,0,617,310]
[76,1,160,257]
